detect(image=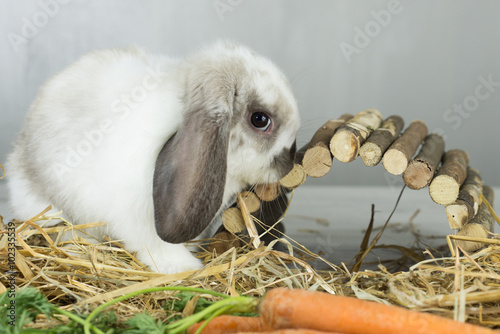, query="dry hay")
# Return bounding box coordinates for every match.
[1,206,500,330]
